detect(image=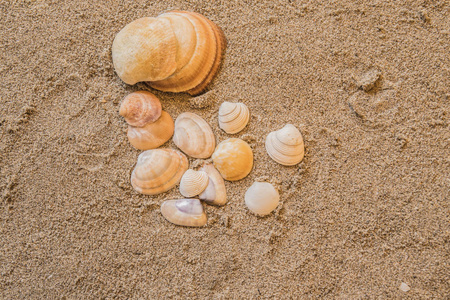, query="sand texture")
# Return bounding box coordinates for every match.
[1,1,449,298]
